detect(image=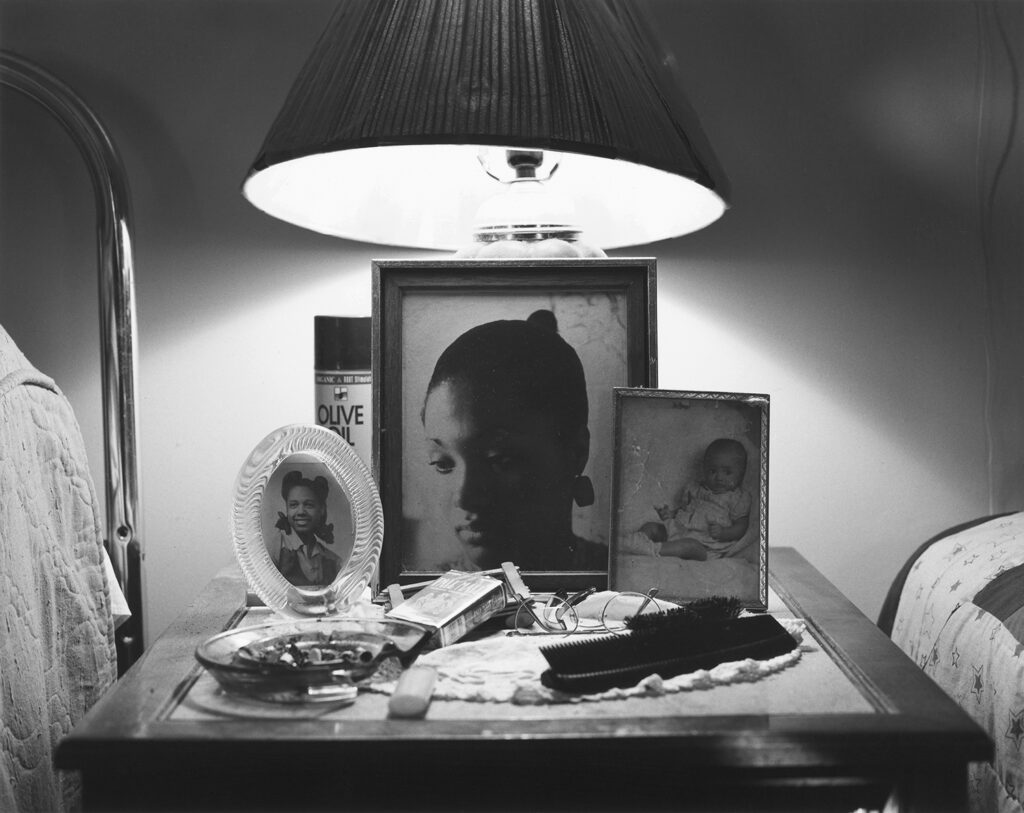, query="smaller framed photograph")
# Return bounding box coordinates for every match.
[232,424,384,617]
[609,389,768,610]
